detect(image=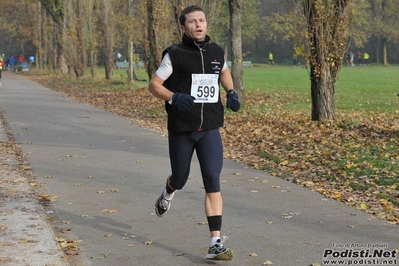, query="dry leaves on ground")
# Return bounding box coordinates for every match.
[25,73,399,225]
